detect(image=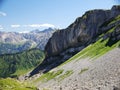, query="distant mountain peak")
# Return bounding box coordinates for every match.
[30,27,54,33]
[30,29,40,33]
